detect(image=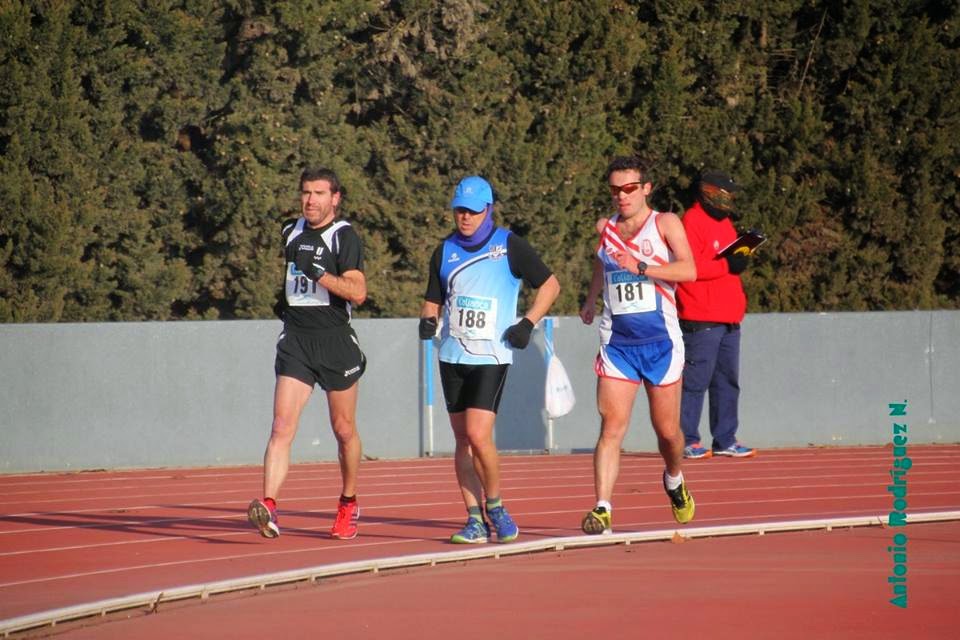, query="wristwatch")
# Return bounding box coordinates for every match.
[637,261,648,276]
